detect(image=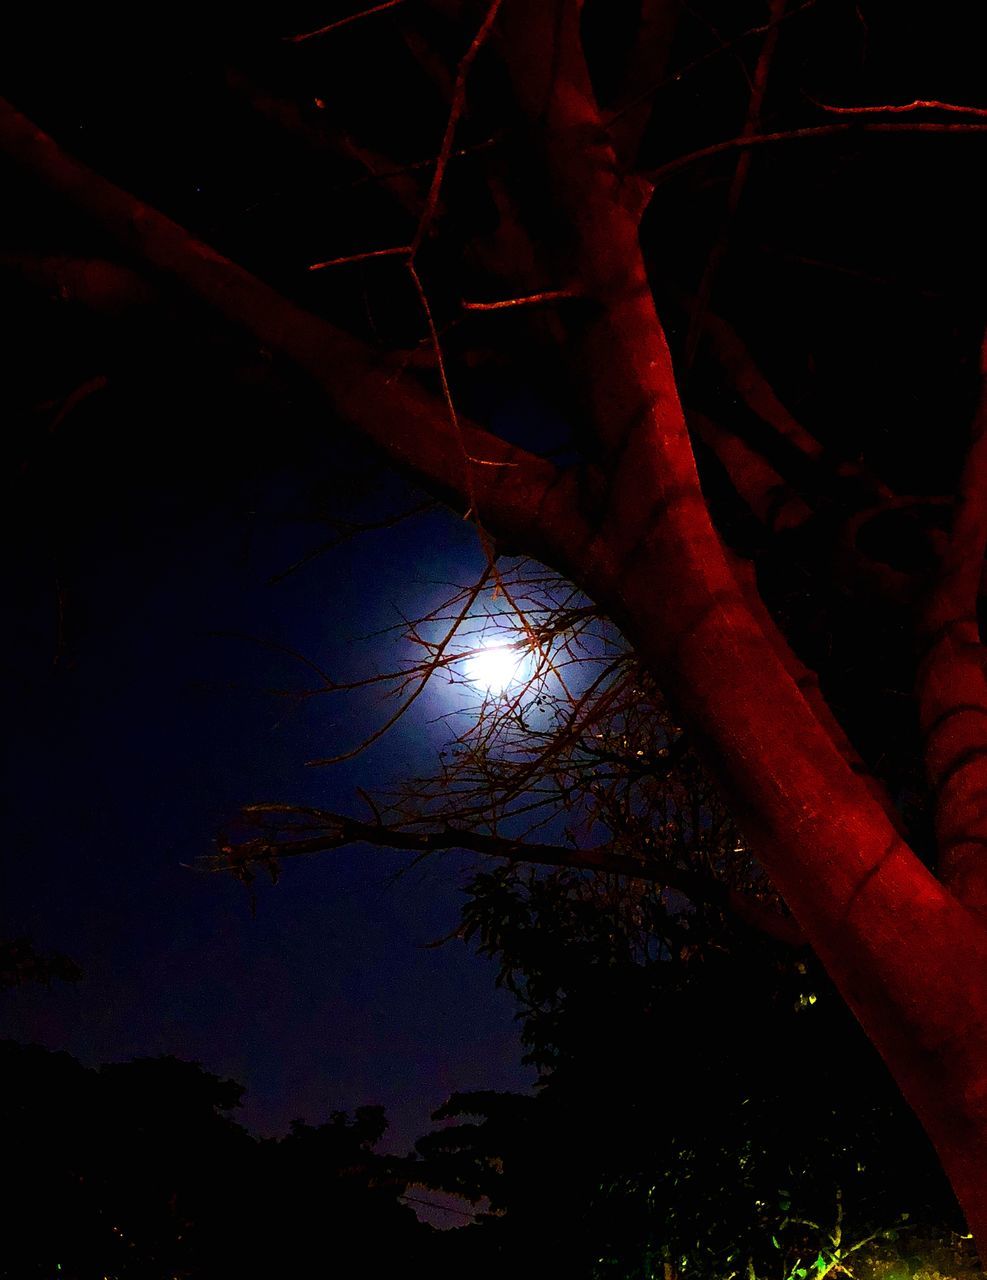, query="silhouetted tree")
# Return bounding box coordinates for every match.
[0,1042,432,1278]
